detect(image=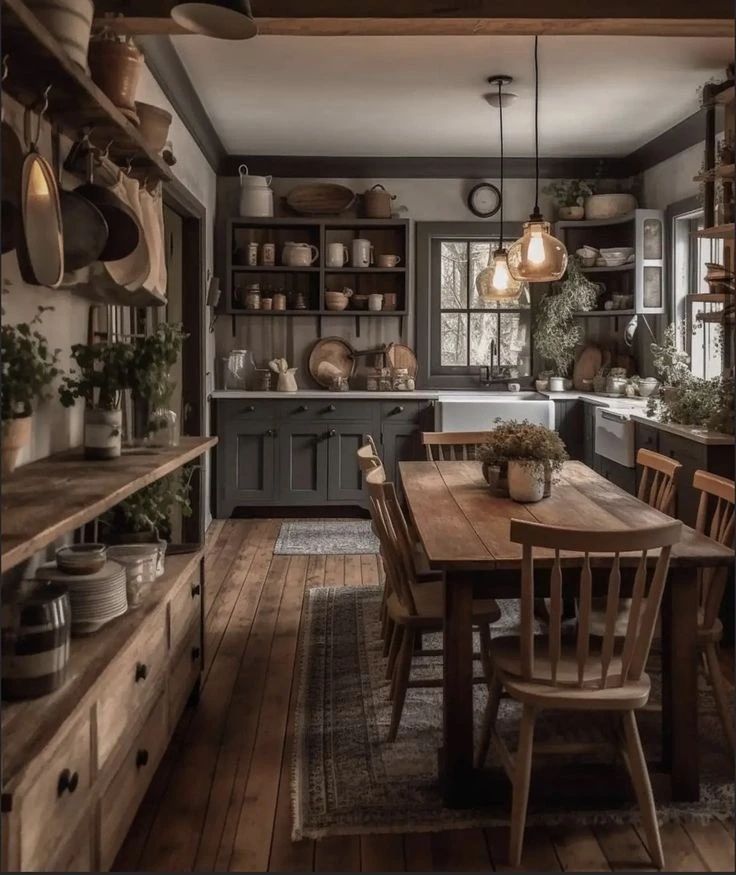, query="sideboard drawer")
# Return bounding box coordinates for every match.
[97,620,166,769]
[169,566,201,656]
[48,815,93,872]
[380,400,427,422]
[99,693,168,871]
[19,712,91,871]
[169,622,201,723]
